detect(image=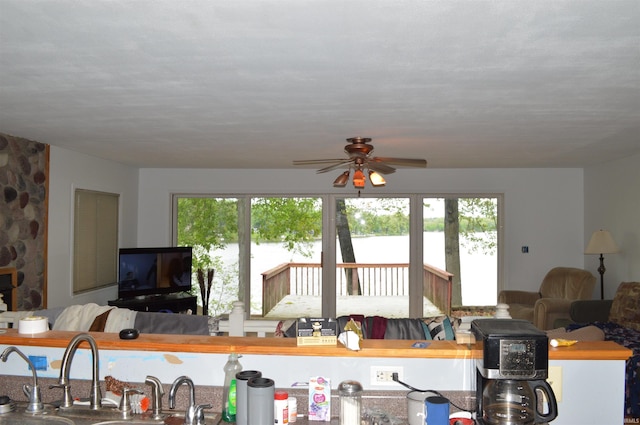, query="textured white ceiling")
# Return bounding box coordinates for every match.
[1,0,639,169]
